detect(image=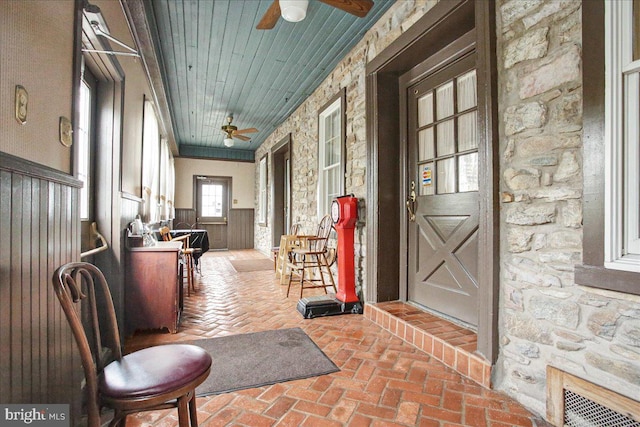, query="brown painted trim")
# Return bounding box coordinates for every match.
[366,0,472,75]
[474,0,500,363]
[581,0,606,267]
[0,151,82,188]
[575,265,640,296]
[270,134,292,246]
[175,154,255,163]
[258,153,269,227]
